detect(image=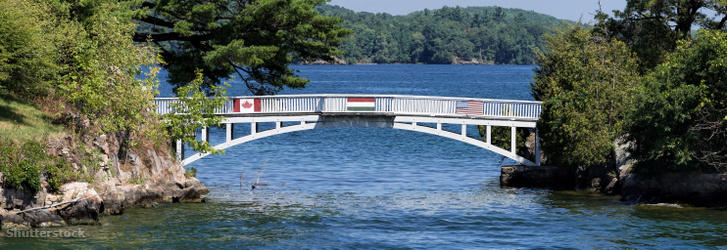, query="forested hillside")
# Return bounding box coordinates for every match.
[317,5,571,64]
